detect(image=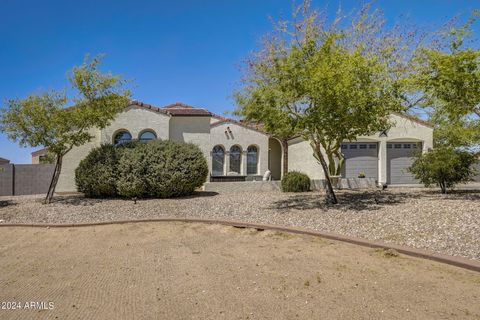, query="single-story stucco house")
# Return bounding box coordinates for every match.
[32,101,434,193]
